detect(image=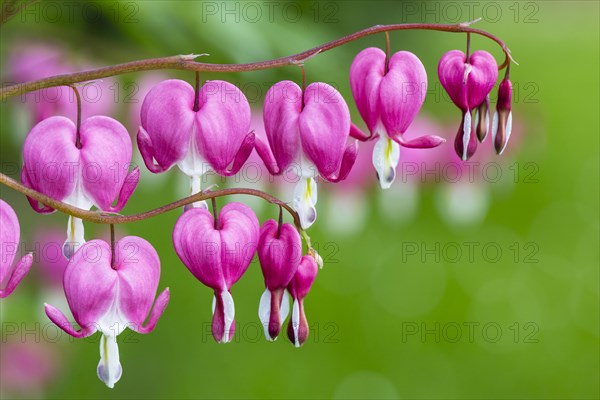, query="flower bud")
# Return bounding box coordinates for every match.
[475,95,490,142]
[172,202,259,343]
[438,50,498,160]
[286,255,318,347]
[492,79,513,155]
[257,220,302,341]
